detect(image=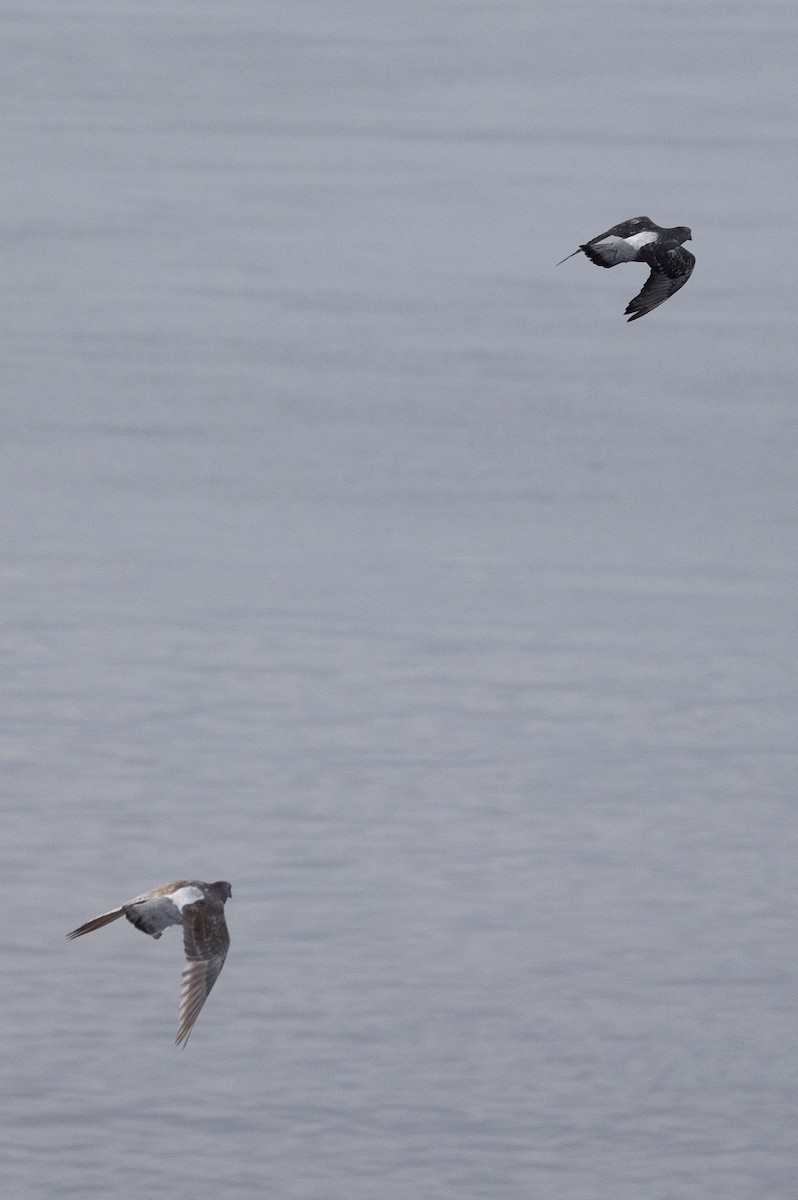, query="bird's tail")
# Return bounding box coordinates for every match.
[66,907,125,939]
